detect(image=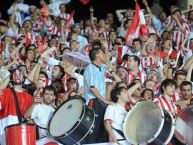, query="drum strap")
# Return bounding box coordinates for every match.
[112,127,126,140]
[10,88,22,124]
